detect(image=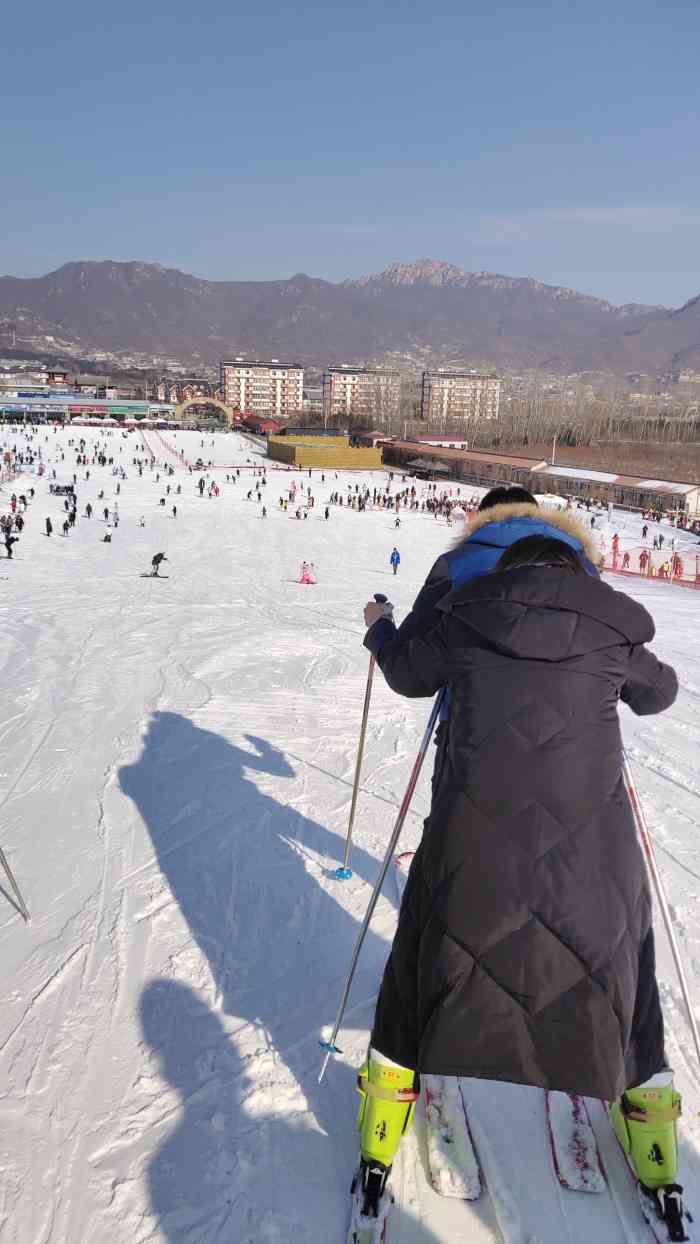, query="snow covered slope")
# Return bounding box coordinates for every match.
[0,427,698,1243]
